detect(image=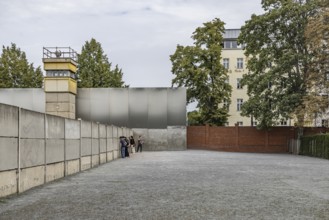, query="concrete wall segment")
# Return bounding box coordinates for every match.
[46,114,64,139]
[167,126,187,150]
[0,170,17,197]
[20,166,44,193]
[21,109,45,139]
[0,138,17,171]
[65,118,80,139]
[92,139,99,155]
[107,125,113,138]
[46,139,64,164]
[99,124,106,138]
[81,121,91,138]
[20,139,45,168]
[66,159,80,175]
[81,138,92,156]
[65,139,80,160]
[46,162,64,182]
[0,103,18,137]
[92,122,99,138]
[100,139,106,153]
